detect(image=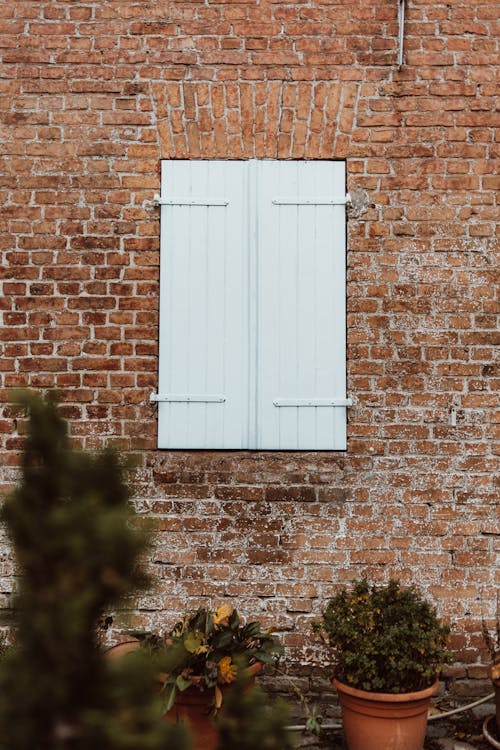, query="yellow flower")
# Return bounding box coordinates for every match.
[213,605,234,626]
[215,685,223,710]
[218,656,238,684]
[194,644,211,655]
